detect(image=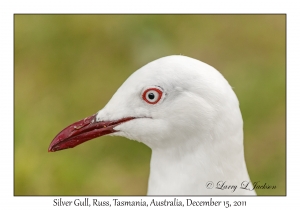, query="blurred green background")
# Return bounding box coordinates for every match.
[14,15,285,195]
